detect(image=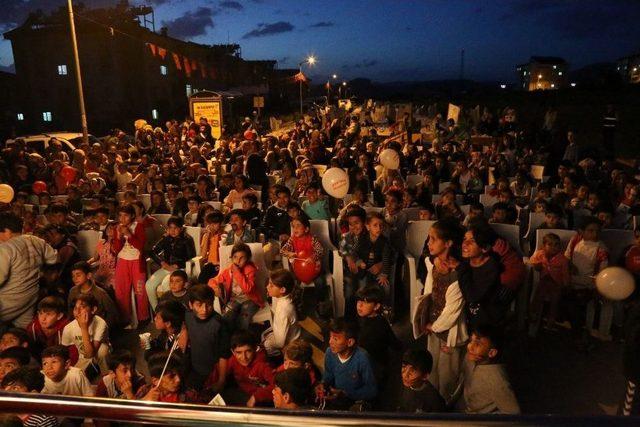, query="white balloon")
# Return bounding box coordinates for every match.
[322,167,349,199]
[595,266,635,301]
[380,148,400,170]
[0,184,14,204]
